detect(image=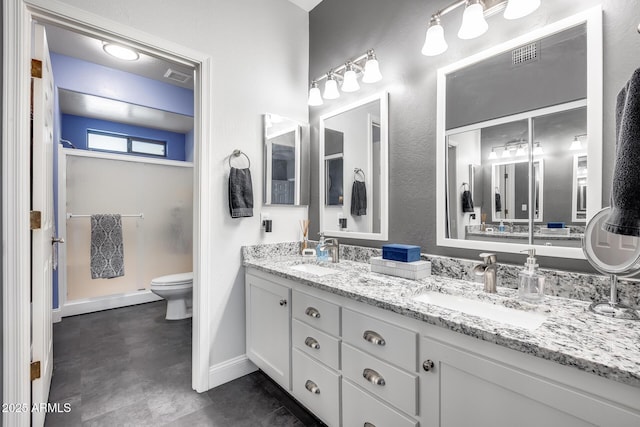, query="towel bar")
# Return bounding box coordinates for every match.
[67,213,144,219]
